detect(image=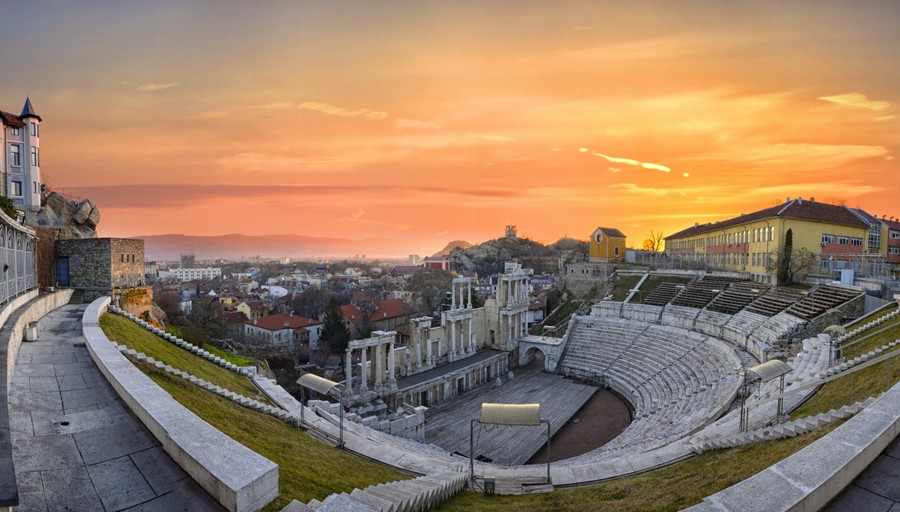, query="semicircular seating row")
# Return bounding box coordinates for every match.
[557,316,743,464]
